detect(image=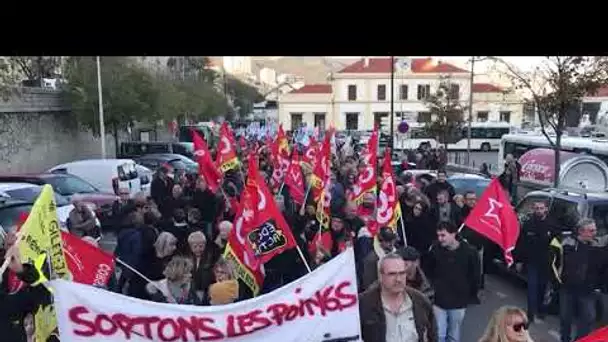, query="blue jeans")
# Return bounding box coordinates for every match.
[527,264,549,319]
[433,306,466,342]
[560,289,596,342]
